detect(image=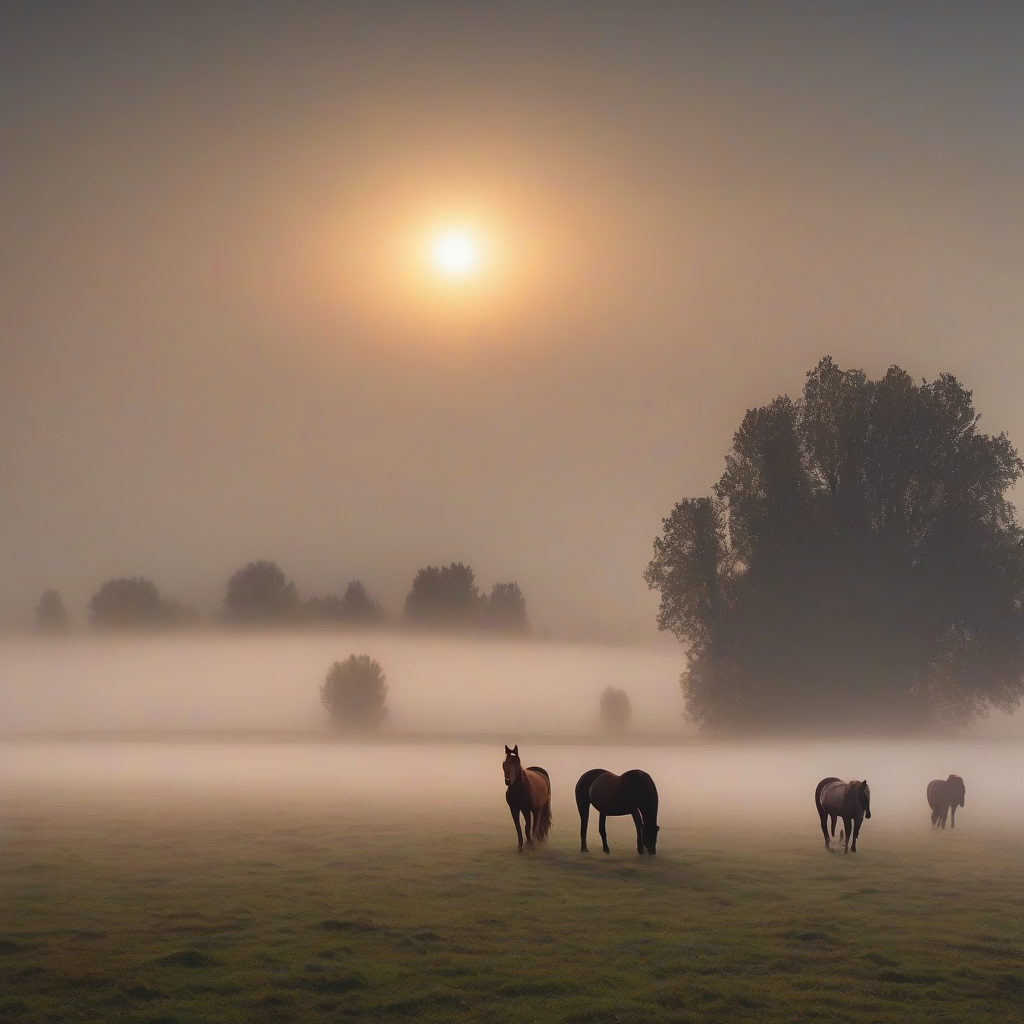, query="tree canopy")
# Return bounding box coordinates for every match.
[644,357,1024,733]
[88,577,194,628]
[402,563,529,632]
[35,589,70,631]
[402,562,483,628]
[482,582,529,634]
[308,580,388,626]
[223,560,299,623]
[320,654,388,731]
